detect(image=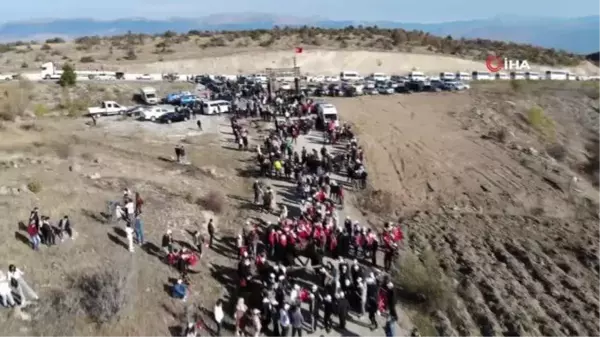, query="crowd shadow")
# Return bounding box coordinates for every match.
[107,232,127,249]
[14,231,30,246]
[81,208,110,224]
